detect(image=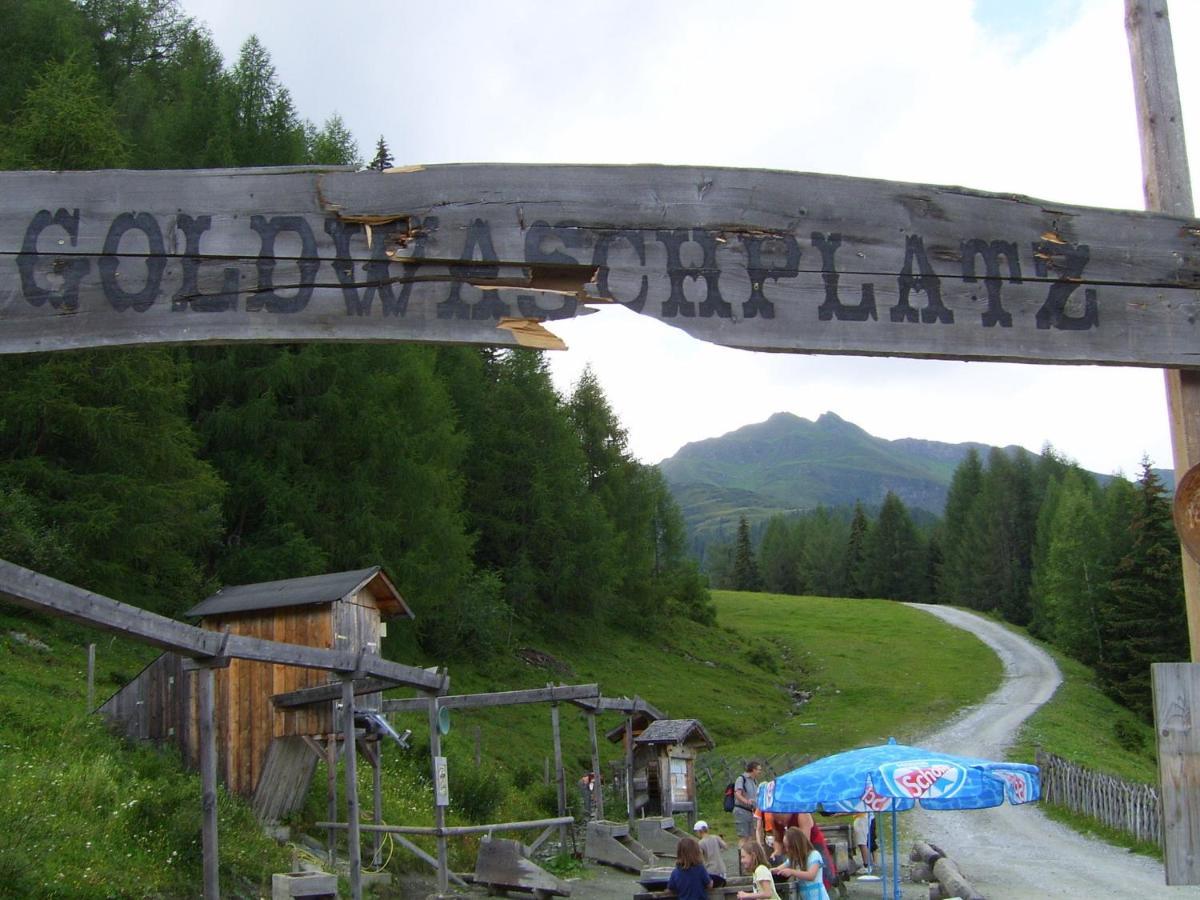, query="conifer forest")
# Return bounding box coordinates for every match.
[0,0,1188,731]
